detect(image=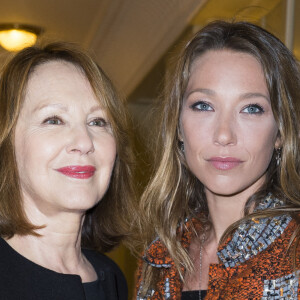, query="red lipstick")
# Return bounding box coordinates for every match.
[56,165,96,179]
[208,157,242,171]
